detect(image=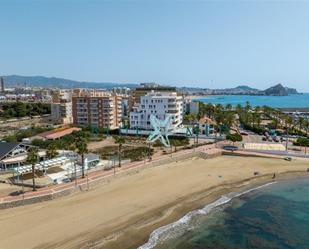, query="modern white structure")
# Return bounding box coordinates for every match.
[130,91,183,130]
[147,115,172,147]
